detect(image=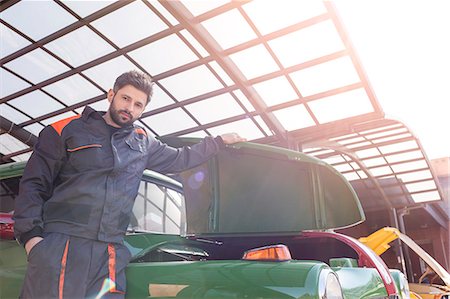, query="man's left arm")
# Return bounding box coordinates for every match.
[146,133,245,174]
